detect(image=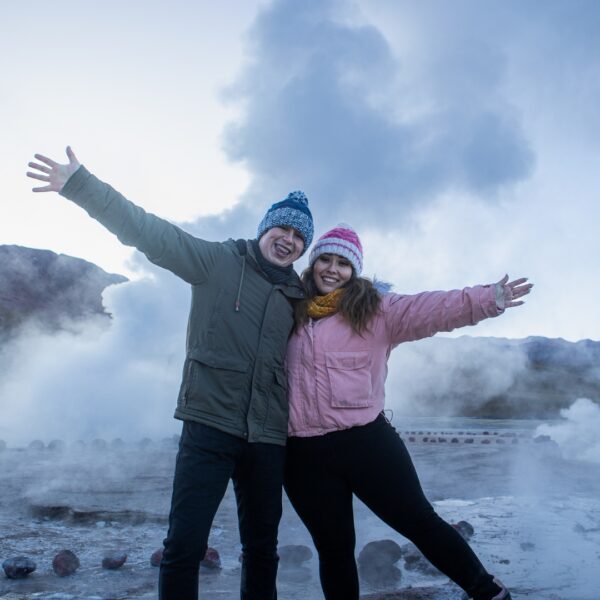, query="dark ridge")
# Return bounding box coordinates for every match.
[0,244,127,337]
[396,336,600,419]
[28,503,167,525]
